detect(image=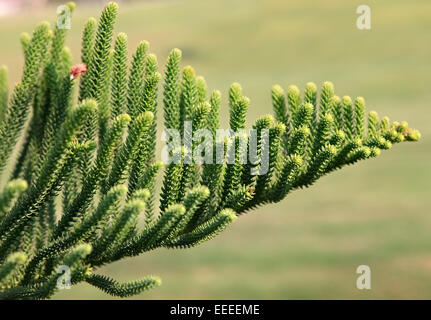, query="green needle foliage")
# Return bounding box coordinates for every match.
[0,2,420,299]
